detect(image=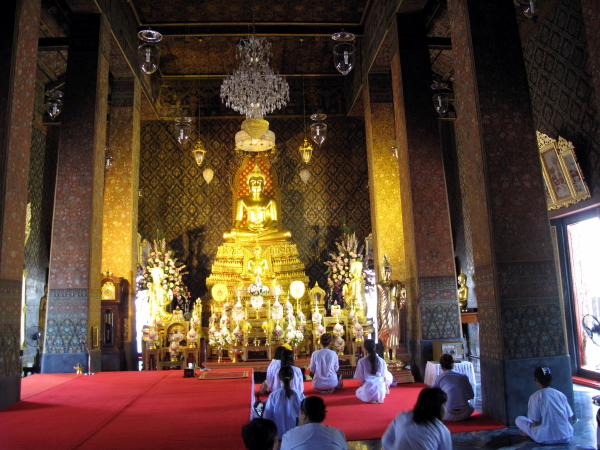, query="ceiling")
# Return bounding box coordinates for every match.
[37,0,455,119]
